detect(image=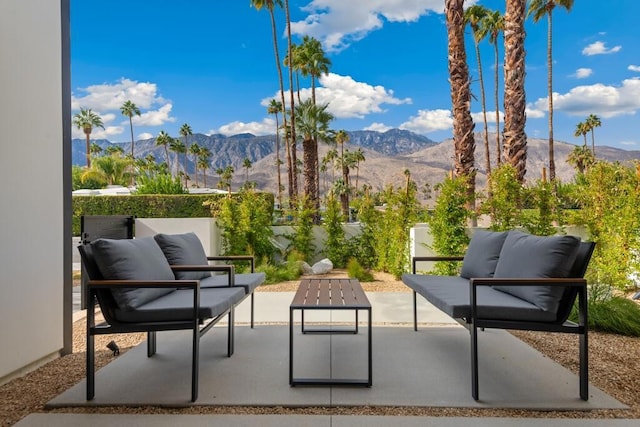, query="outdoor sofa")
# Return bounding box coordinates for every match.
[402,230,595,401]
[78,232,265,402]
